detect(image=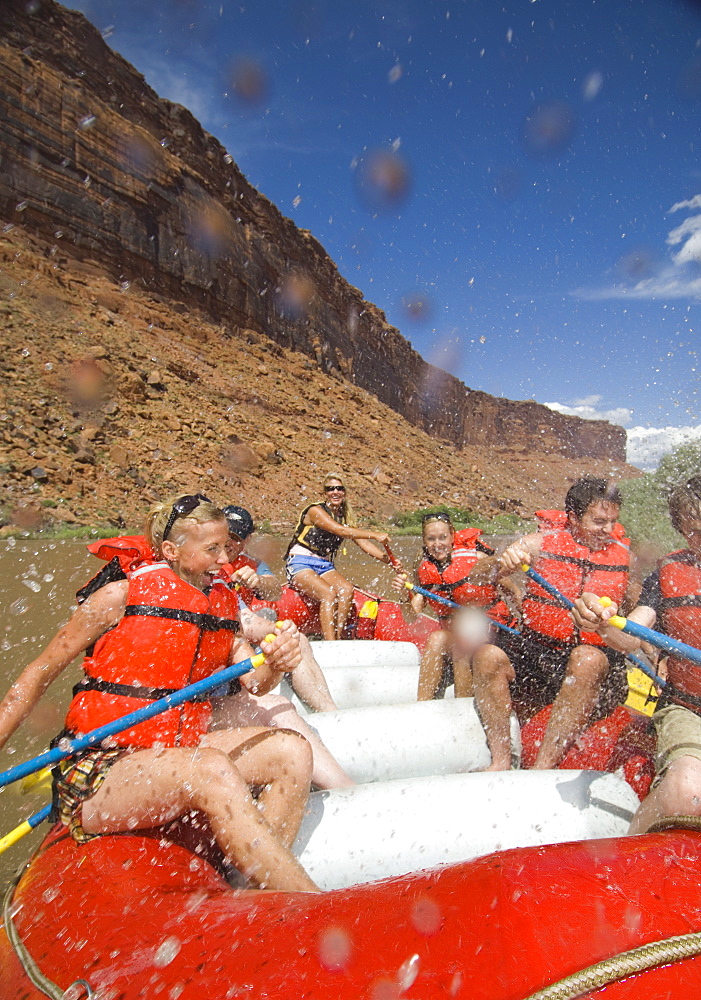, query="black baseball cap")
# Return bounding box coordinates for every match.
[222,505,255,540]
